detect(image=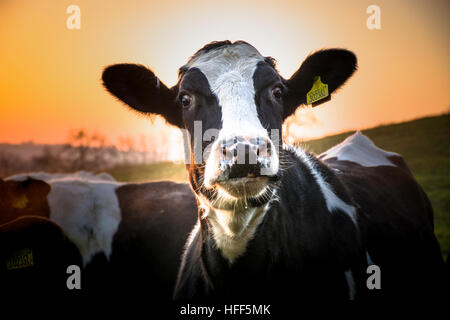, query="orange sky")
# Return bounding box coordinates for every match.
[0,0,449,147]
